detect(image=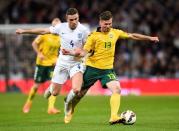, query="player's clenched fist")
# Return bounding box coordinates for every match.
[16,29,24,34]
